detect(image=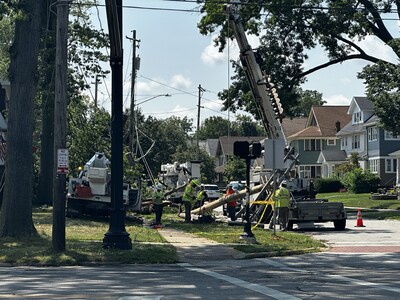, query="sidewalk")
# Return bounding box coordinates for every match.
[157,227,246,263]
